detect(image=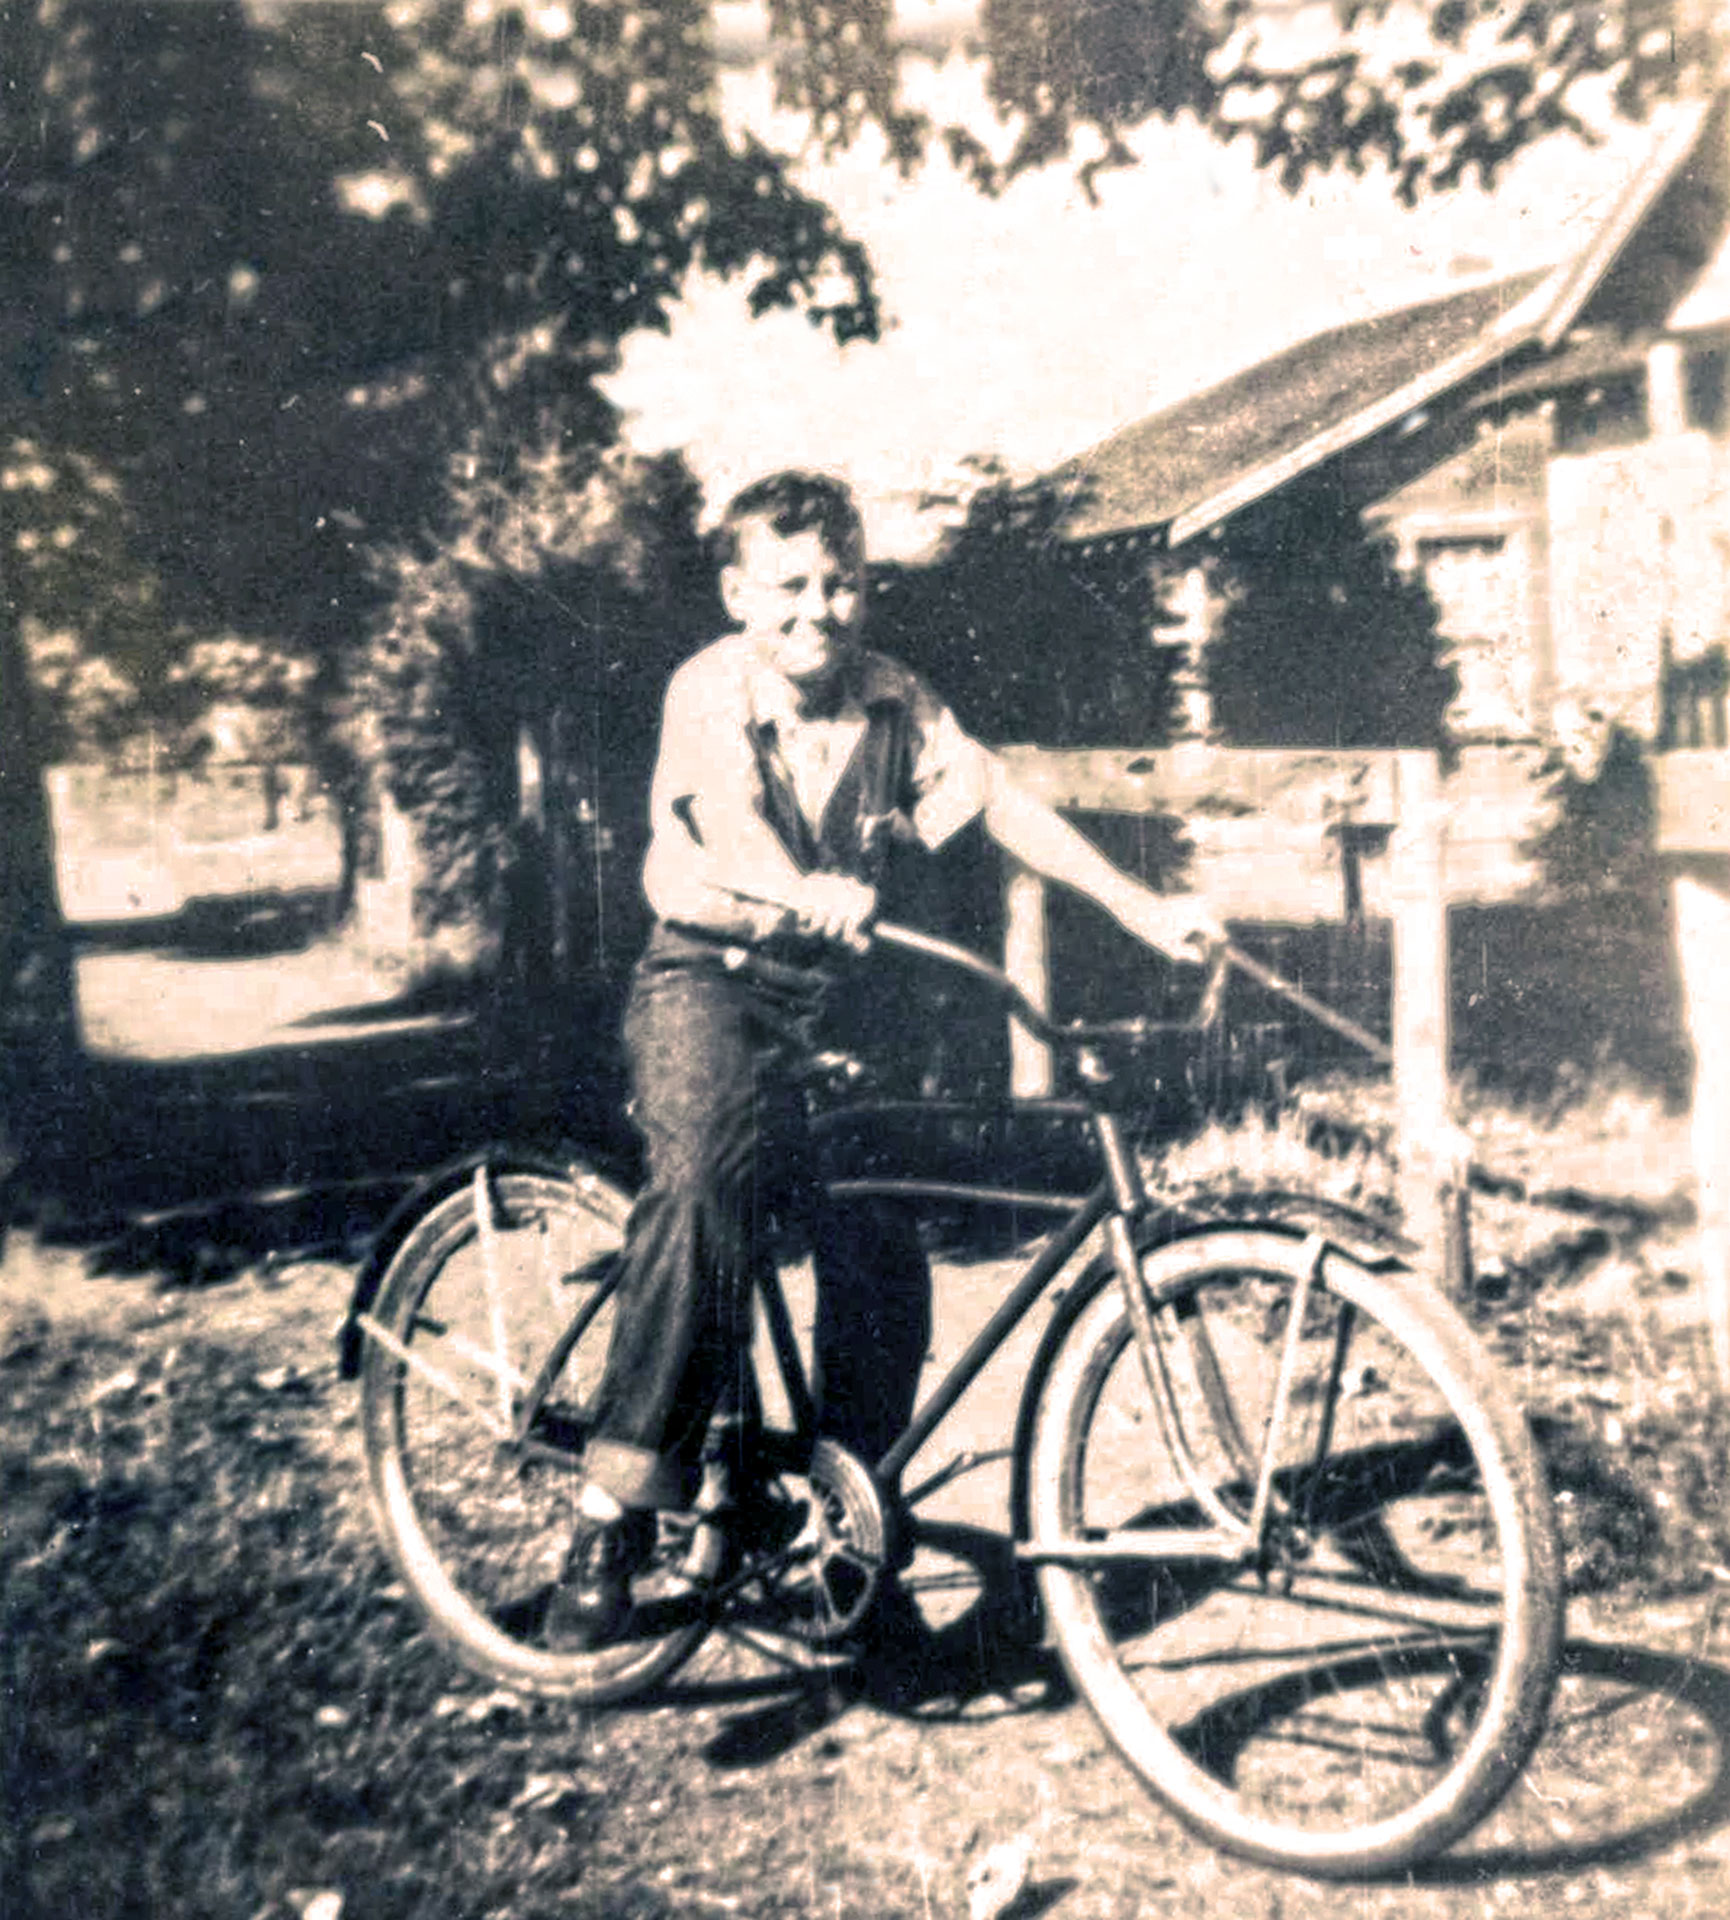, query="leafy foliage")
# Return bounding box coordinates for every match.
[353,438,716,934]
[1203,488,1456,748]
[771,0,1718,204]
[871,468,1182,747]
[1,0,880,658]
[1,439,167,727]
[165,638,321,770]
[18,627,140,765]
[1526,723,1666,921]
